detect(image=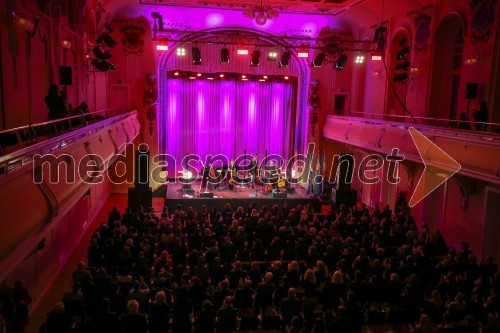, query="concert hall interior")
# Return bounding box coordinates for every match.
[0,0,500,332]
